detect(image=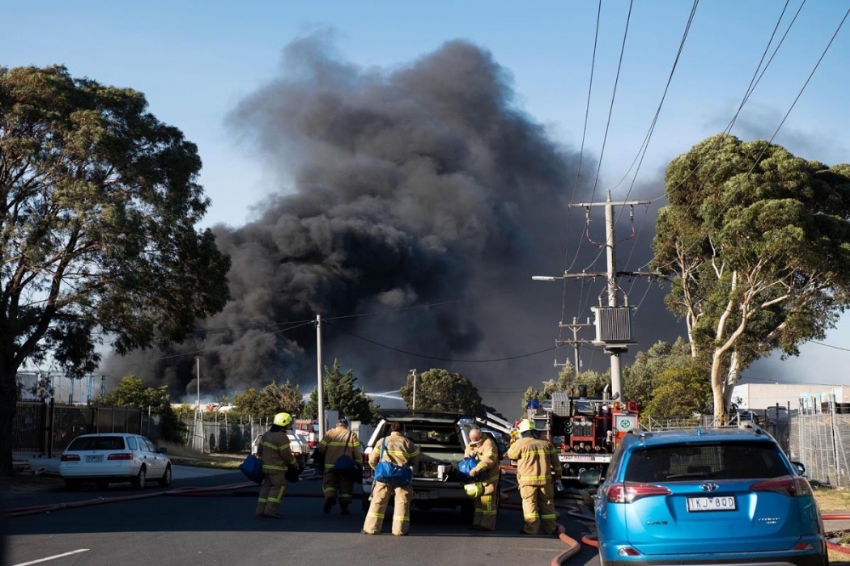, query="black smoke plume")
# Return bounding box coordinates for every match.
[104,33,681,413]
